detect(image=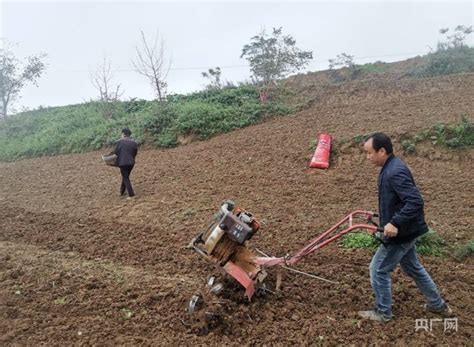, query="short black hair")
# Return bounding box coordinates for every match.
[365,132,393,154]
[122,128,131,137]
